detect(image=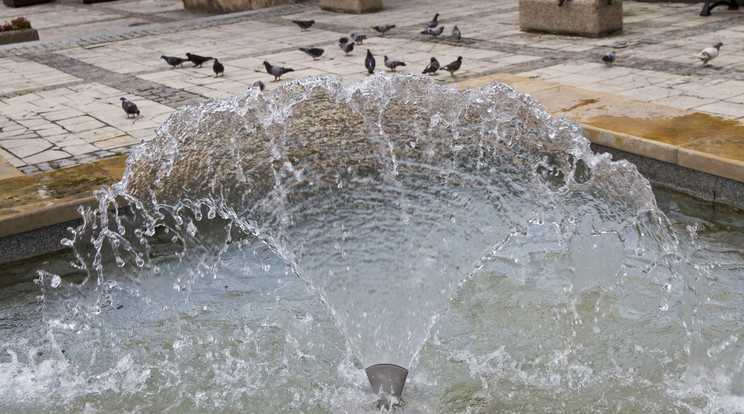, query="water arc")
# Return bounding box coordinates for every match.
[116,74,660,370]
[14,74,740,411]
